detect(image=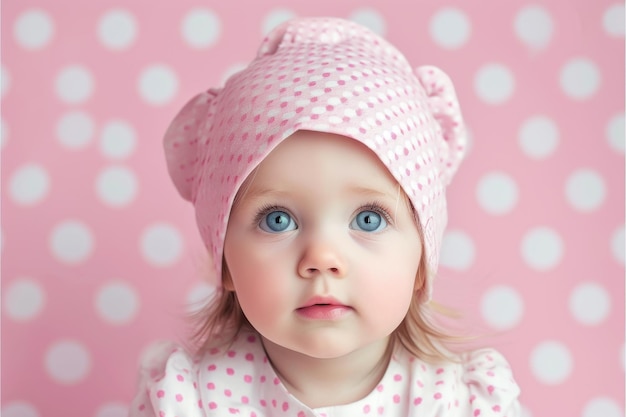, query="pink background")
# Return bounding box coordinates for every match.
[2,1,624,416]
